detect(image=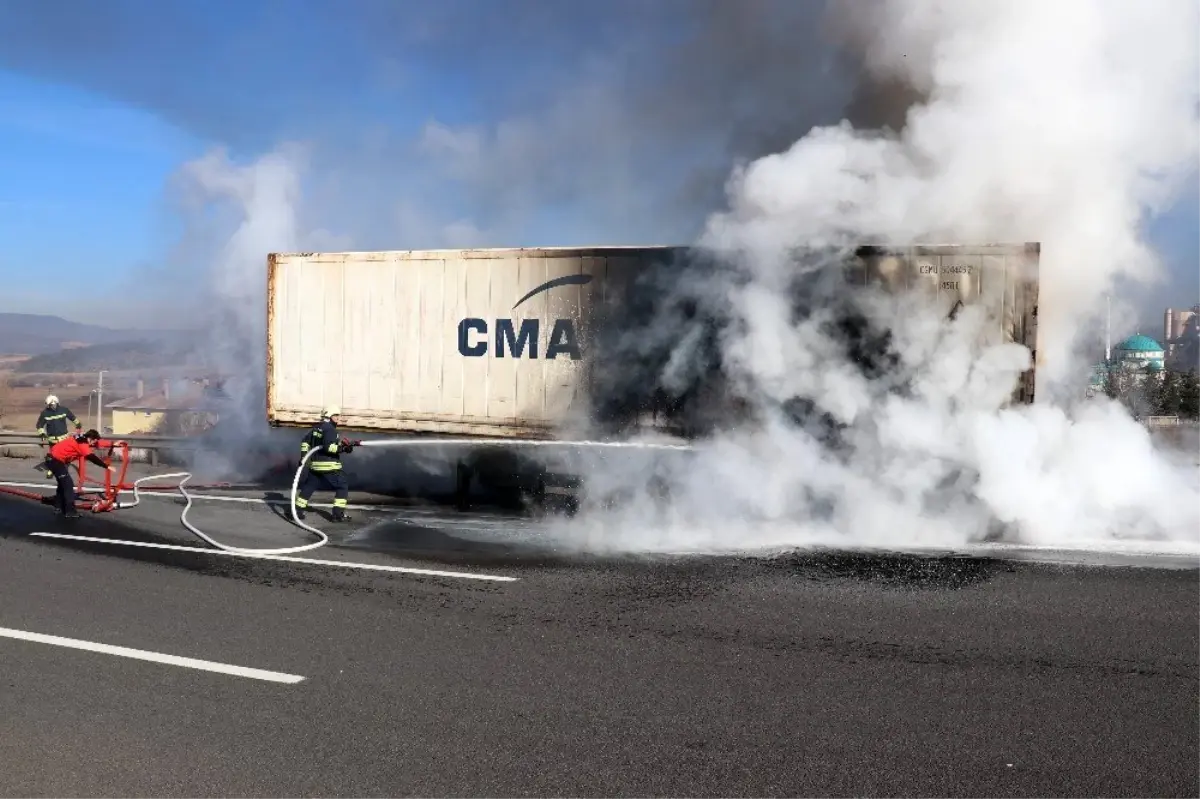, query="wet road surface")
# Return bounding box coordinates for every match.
[0,488,1196,797]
